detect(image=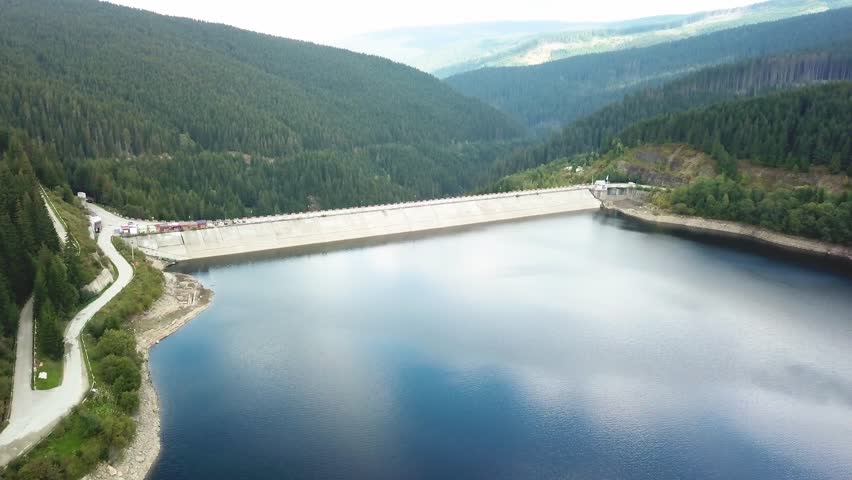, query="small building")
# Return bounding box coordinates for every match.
[120,223,139,236]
